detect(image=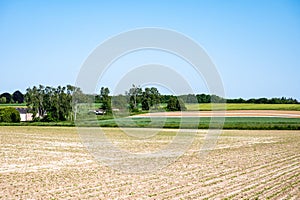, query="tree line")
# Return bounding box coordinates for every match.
[97,85,185,113]
[25,85,86,122]
[21,84,186,122]
[2,87,298,107]
[1,84,299,122]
